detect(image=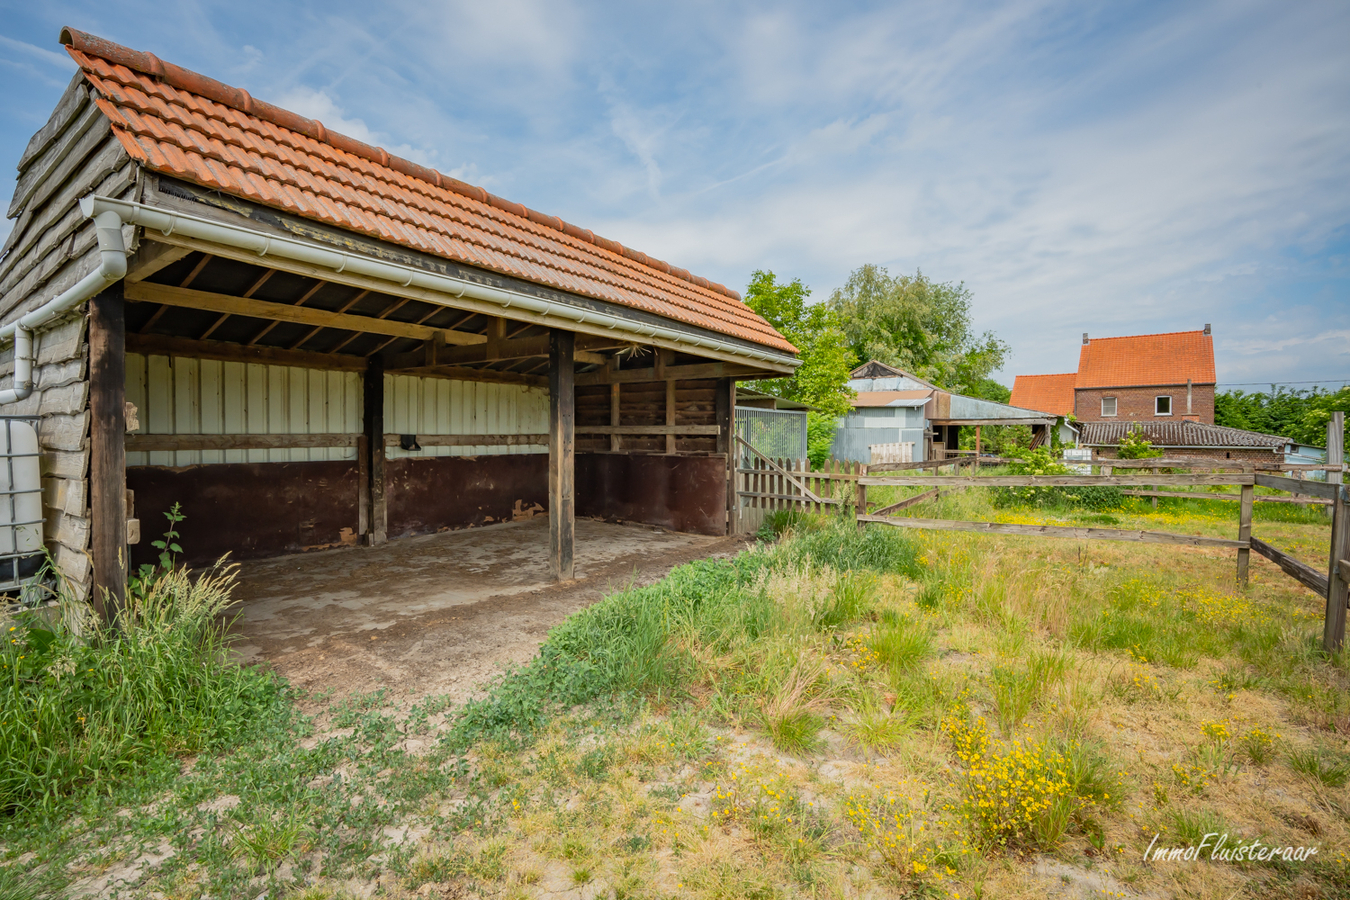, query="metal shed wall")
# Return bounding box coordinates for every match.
[831,406,928,463]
